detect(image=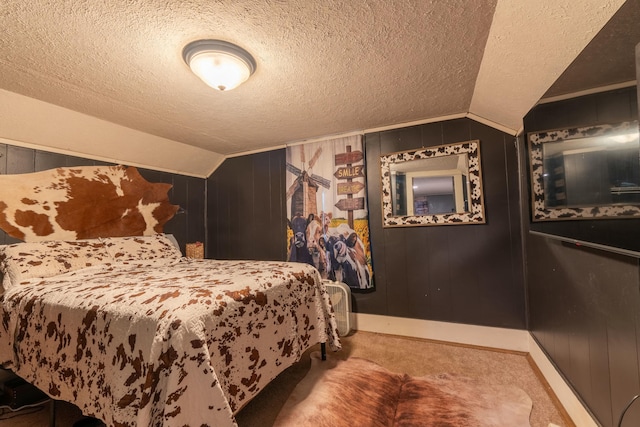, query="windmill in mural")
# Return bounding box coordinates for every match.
[286,146,331,218]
